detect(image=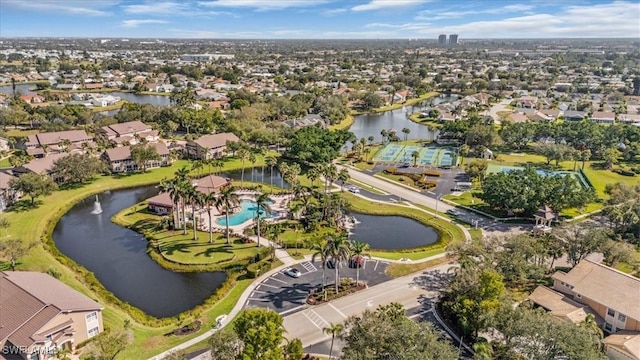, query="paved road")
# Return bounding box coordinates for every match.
[488,99,512,124]
[245,259,391,314]
[343,166,531,237]
[282,262,455,348]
